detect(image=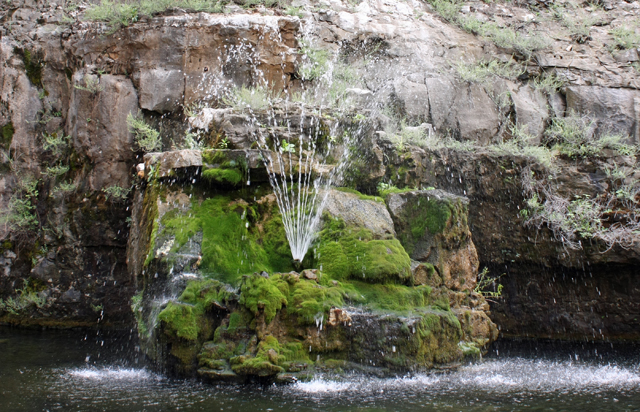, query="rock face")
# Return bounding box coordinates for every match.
[128,151,497,382]
[0,0,639,355]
